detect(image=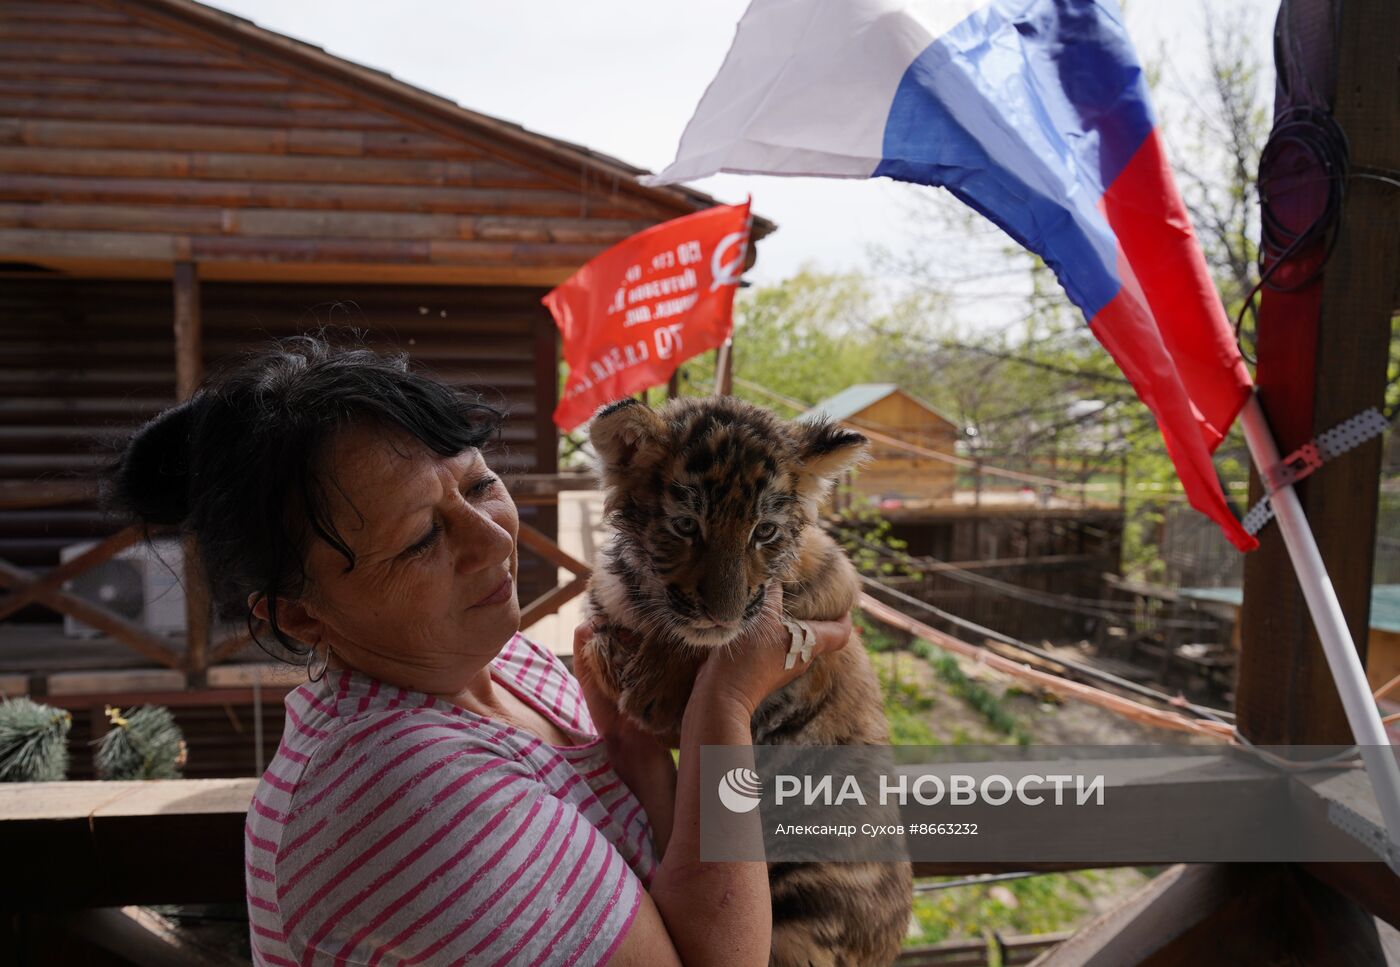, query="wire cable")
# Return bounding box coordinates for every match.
[857,572,1236,725]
